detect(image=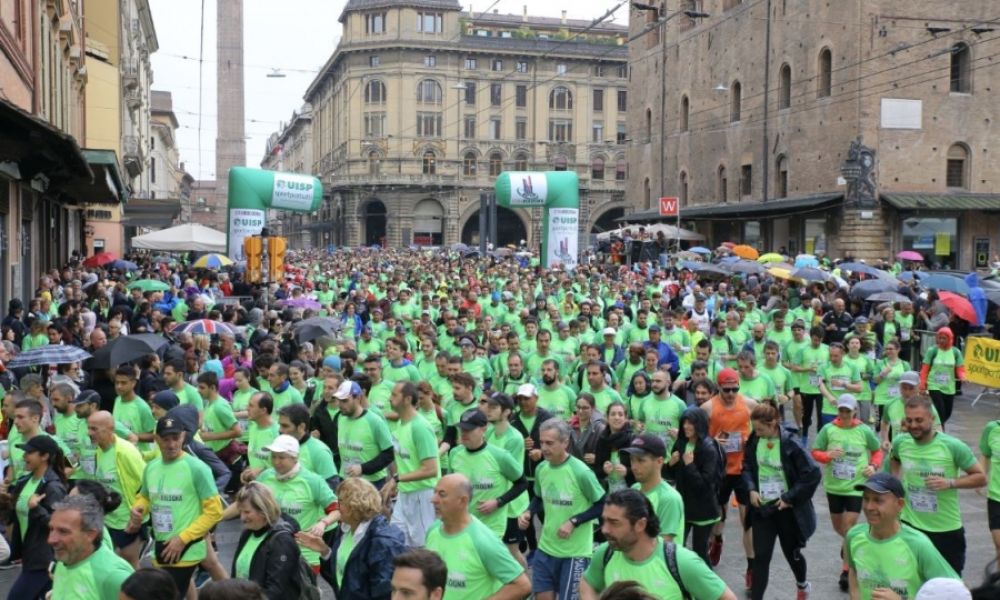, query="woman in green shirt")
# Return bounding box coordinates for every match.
[230,482,306,599]
[231,367,259,443]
